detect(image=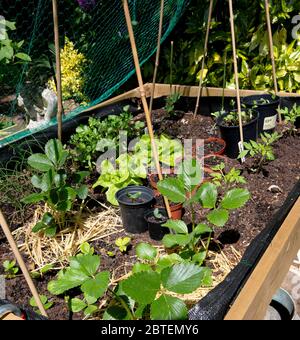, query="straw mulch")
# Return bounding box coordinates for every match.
[13,205,122,270]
